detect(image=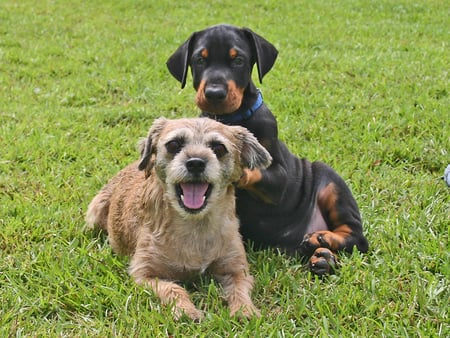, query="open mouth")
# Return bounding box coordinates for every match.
[176,182,212,213]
